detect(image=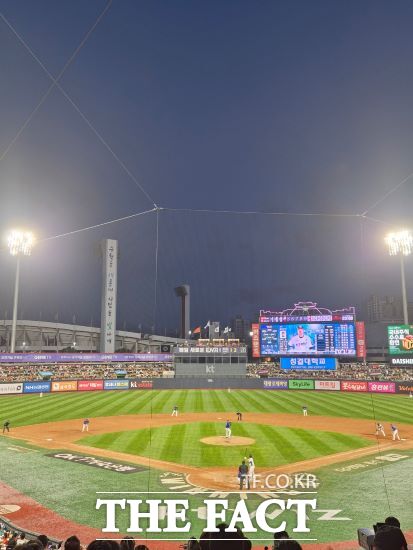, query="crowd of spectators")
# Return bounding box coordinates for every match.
[0,359,411,384]
[246,361,413,381]
[0,363,174,383]
[0,518,411,550]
